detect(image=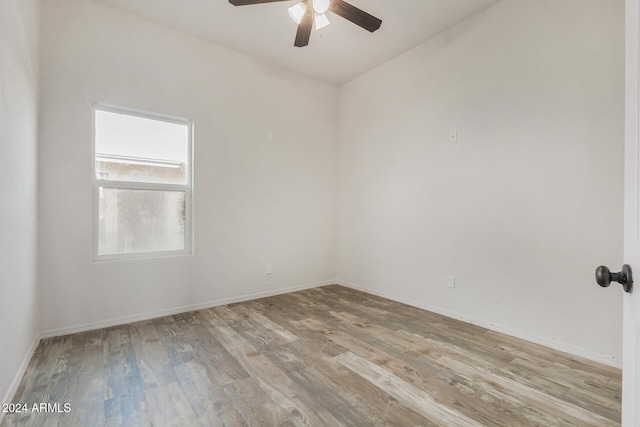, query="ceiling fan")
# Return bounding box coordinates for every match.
[228,0,382,47]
